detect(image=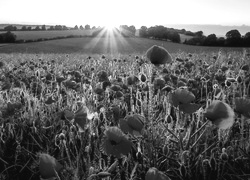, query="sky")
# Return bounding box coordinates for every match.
[0,0,250,28]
